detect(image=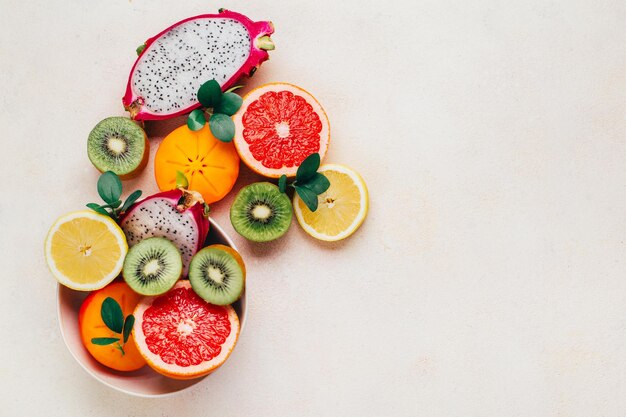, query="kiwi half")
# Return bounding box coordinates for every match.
[87,117,148,179]
[123,237,182,296]
[189,244,245,306]
[230,182,293,242]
